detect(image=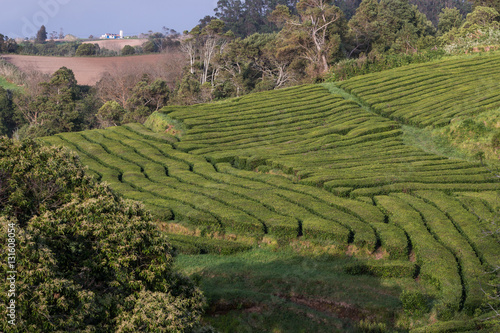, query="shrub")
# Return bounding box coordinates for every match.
[121,45,135,55]
[75,43,100,56]
[0,138,206,332]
